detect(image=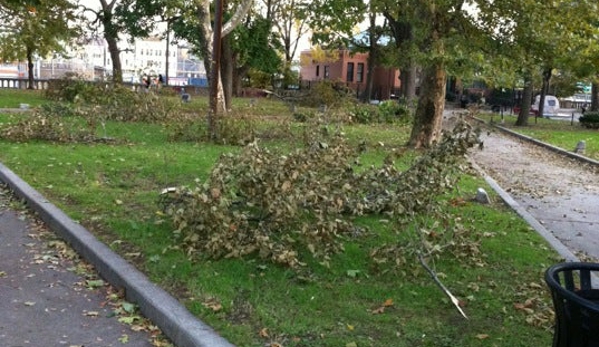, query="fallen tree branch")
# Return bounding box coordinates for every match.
[418,252,468,319]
